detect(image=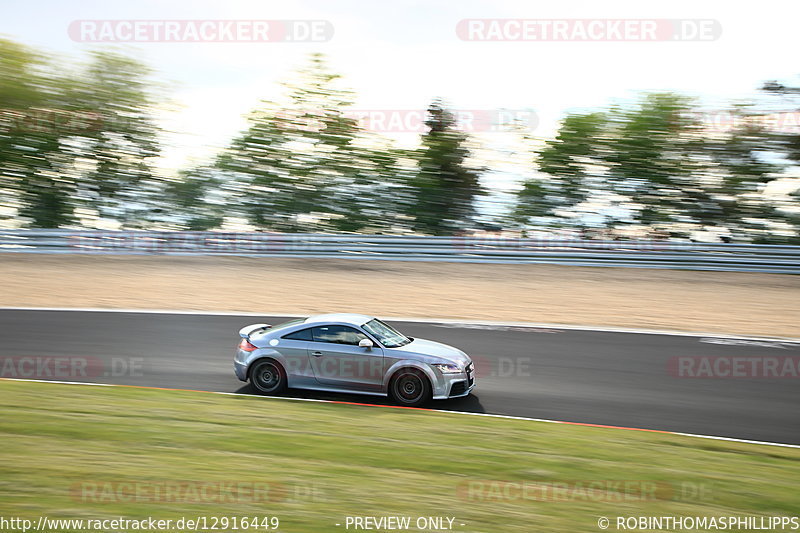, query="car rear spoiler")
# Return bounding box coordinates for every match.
[238,323,272,339]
